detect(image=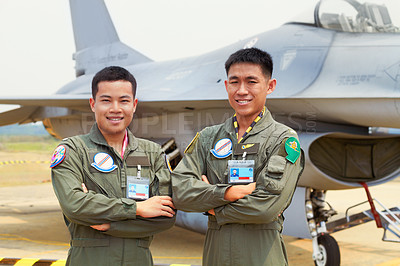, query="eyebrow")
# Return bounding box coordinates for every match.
[98,94,132,99]
[228,75,259,80]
